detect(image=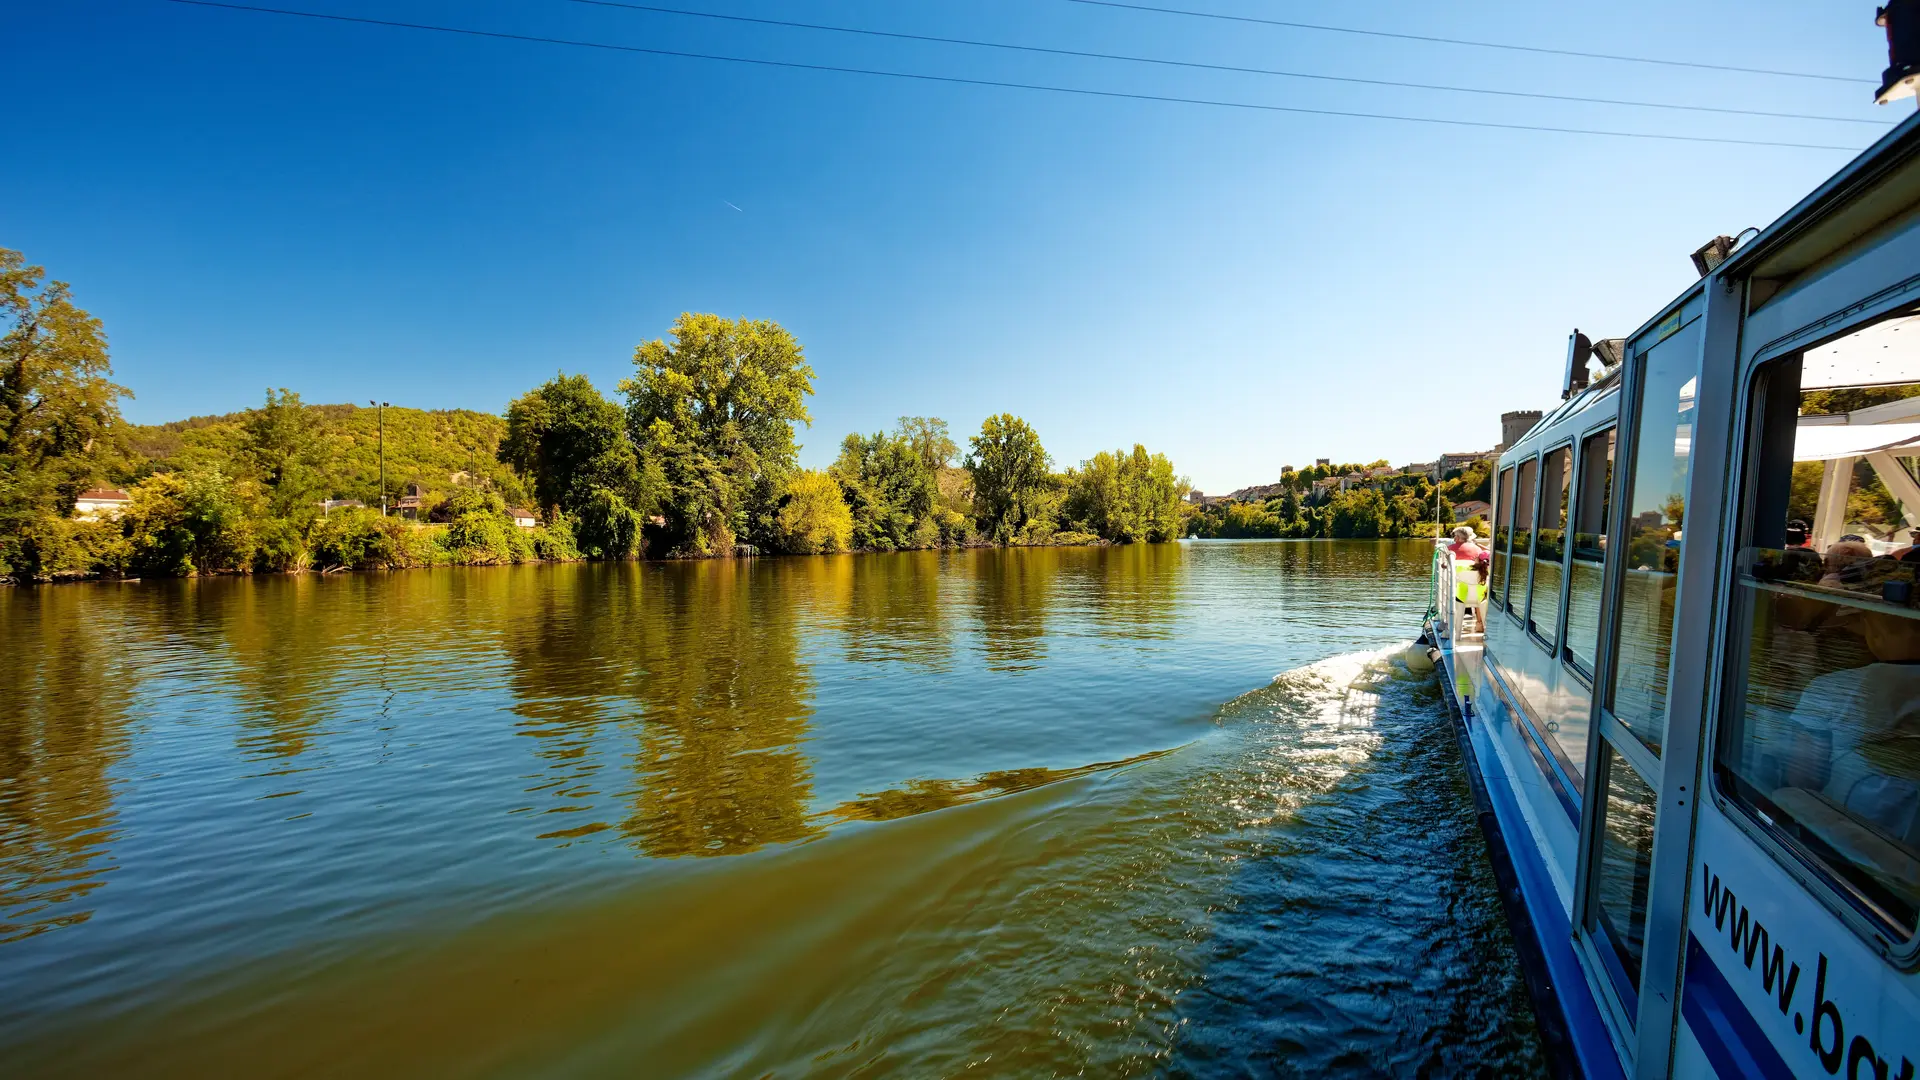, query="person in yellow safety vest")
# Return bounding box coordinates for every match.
[1448,526,1491,632]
